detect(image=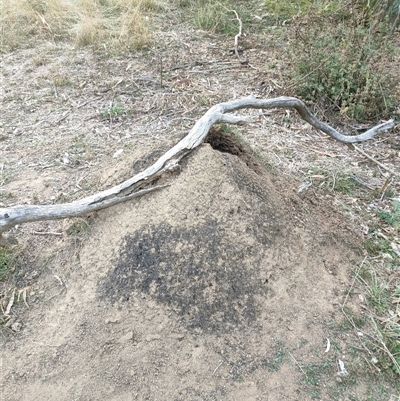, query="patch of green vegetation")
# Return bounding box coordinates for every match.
[391,341,400,374]
[66,218,90,236]
[325,284,400,395]
[354,264,400,375]
[1,0,159,52]
[52,72,71,87]
[299,354,348,399]
[0,169,14,185]
[264,0,314,19]
[377,200,400,229]
[196,97,209,107]
[69,133,88,155]
[266,344,286,372]
[264,0,351,24]
[364,238,395,257]
[296,328,400,399]
[282,0,399,121]
[219,123,236,134]
[366,274,390,313]
[101,103,125,120]
[307,168,362,195]
[188,1,251,35]
[334,175,360,195]
[342,304,369,328]
[291,23,396,120]
[0,246,20,281]
[358,0,400,33]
